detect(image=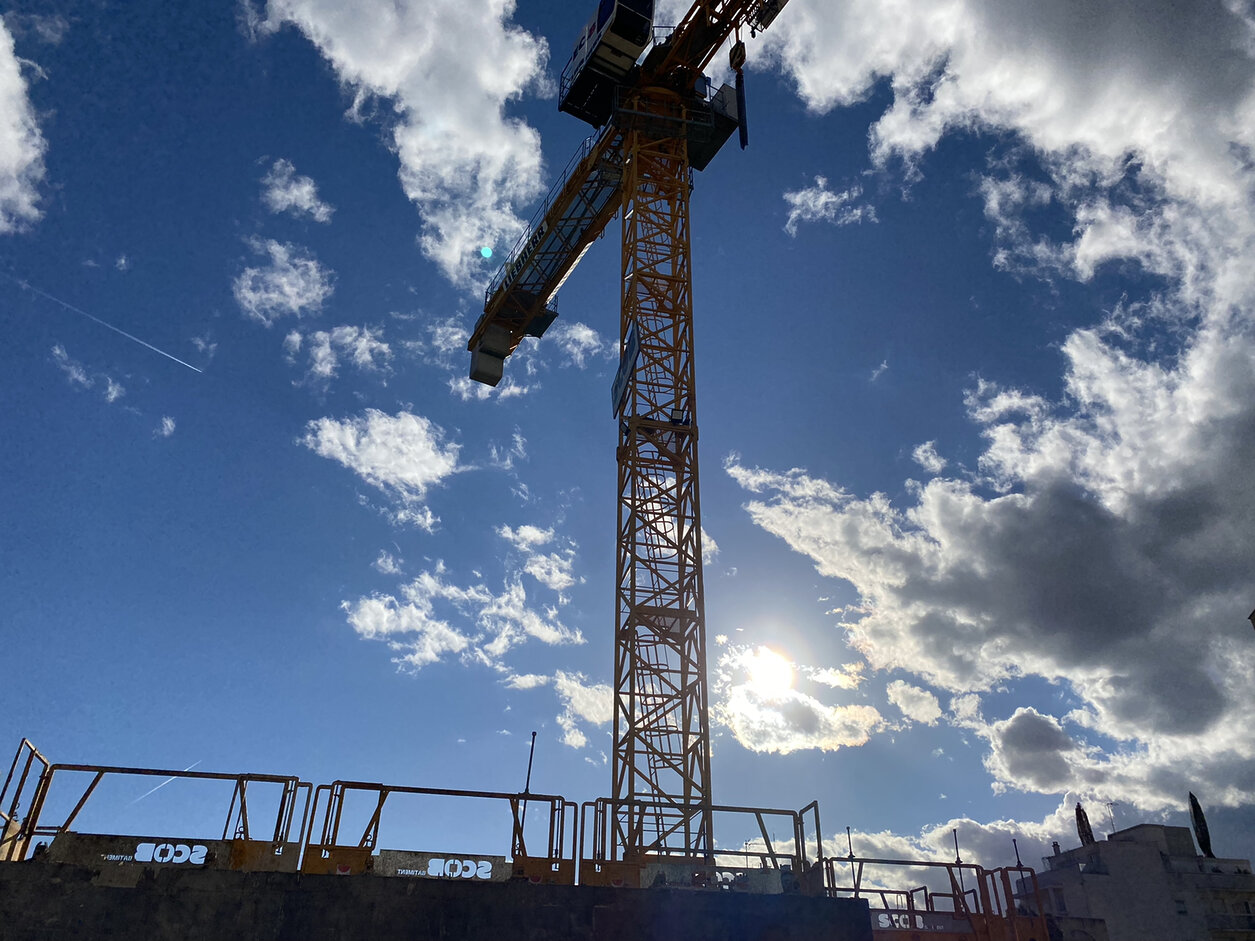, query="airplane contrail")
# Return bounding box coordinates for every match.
[128,760,203,806]
[2,272,203,374]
